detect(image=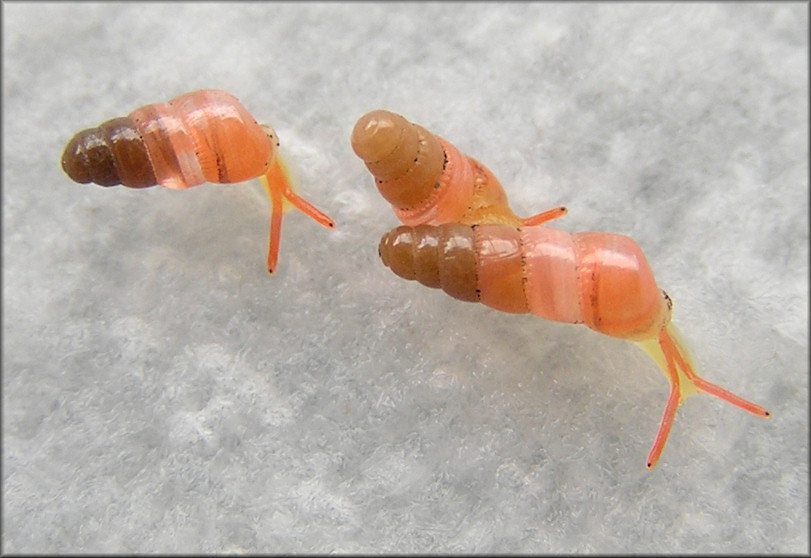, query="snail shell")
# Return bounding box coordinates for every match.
[379,223,672,340]
[61,90,275,190]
